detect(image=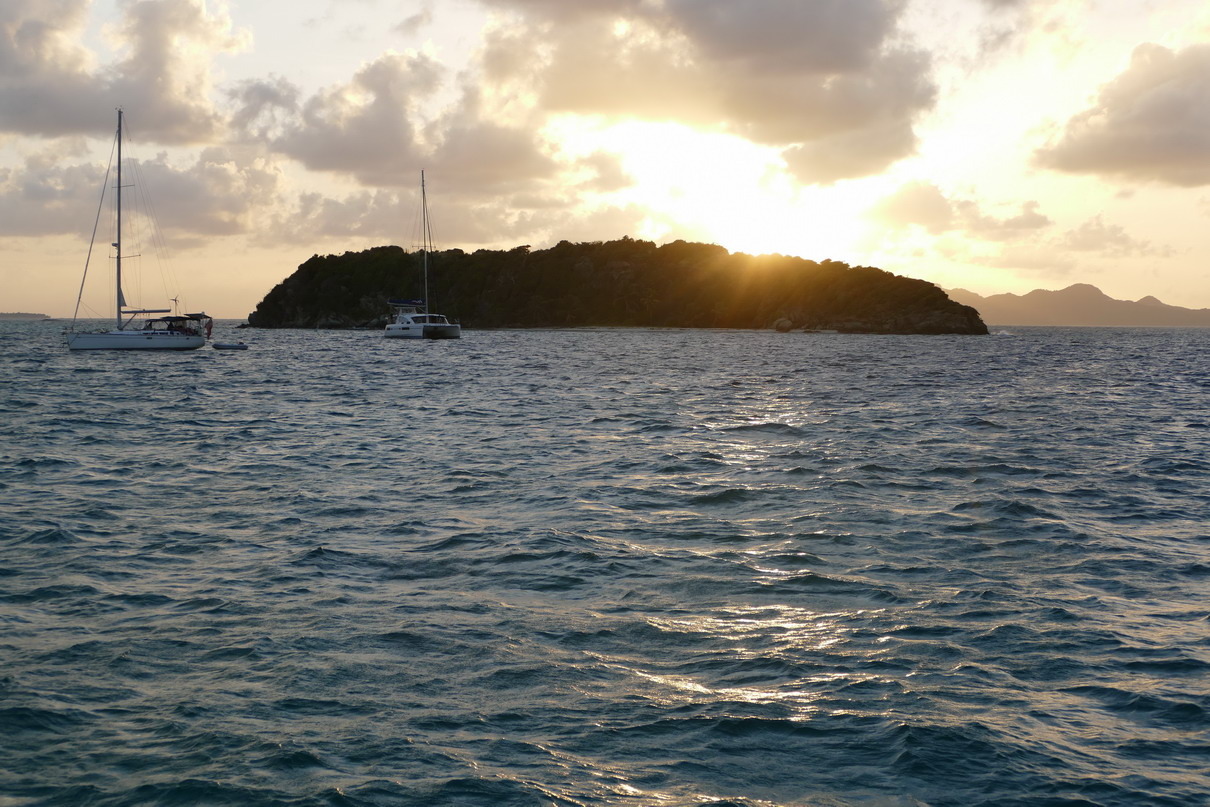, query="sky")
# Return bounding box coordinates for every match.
[2,0,1209,319]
